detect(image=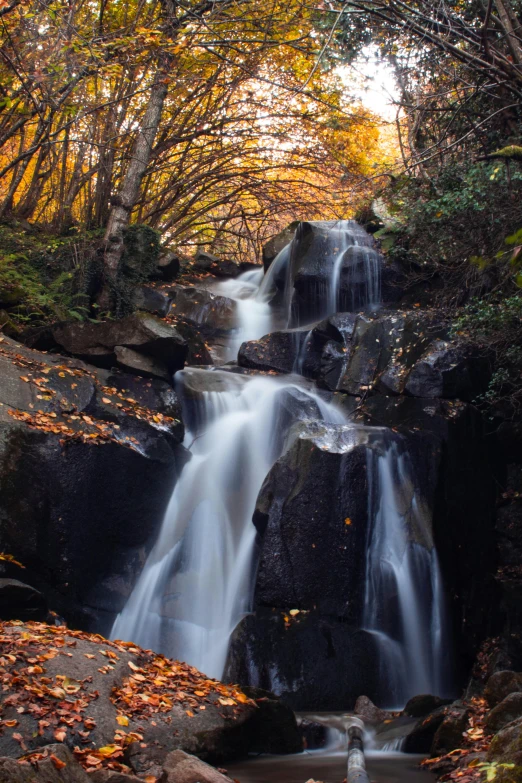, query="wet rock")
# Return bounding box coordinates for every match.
[404,694,452,718]
[403,708,447,754]
[359,395,496,666]
[51,313,187,375]
[134,285,172,316]
[169,286,237,334]
[353,695,388,724]
[486,692,522,733]
[262,223,298,271]
[298,719,327,750]
[238,329,308,373]
[225,608,381,711]
[168,318,213,366]
[404,340,492,401]
[0,579,47,621]
[0,744,89,782]
[485,671,522,708]
[253,423,370,619]
[162,751,233,783]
